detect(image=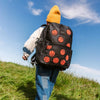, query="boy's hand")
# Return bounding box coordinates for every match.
[22,56,27,60]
